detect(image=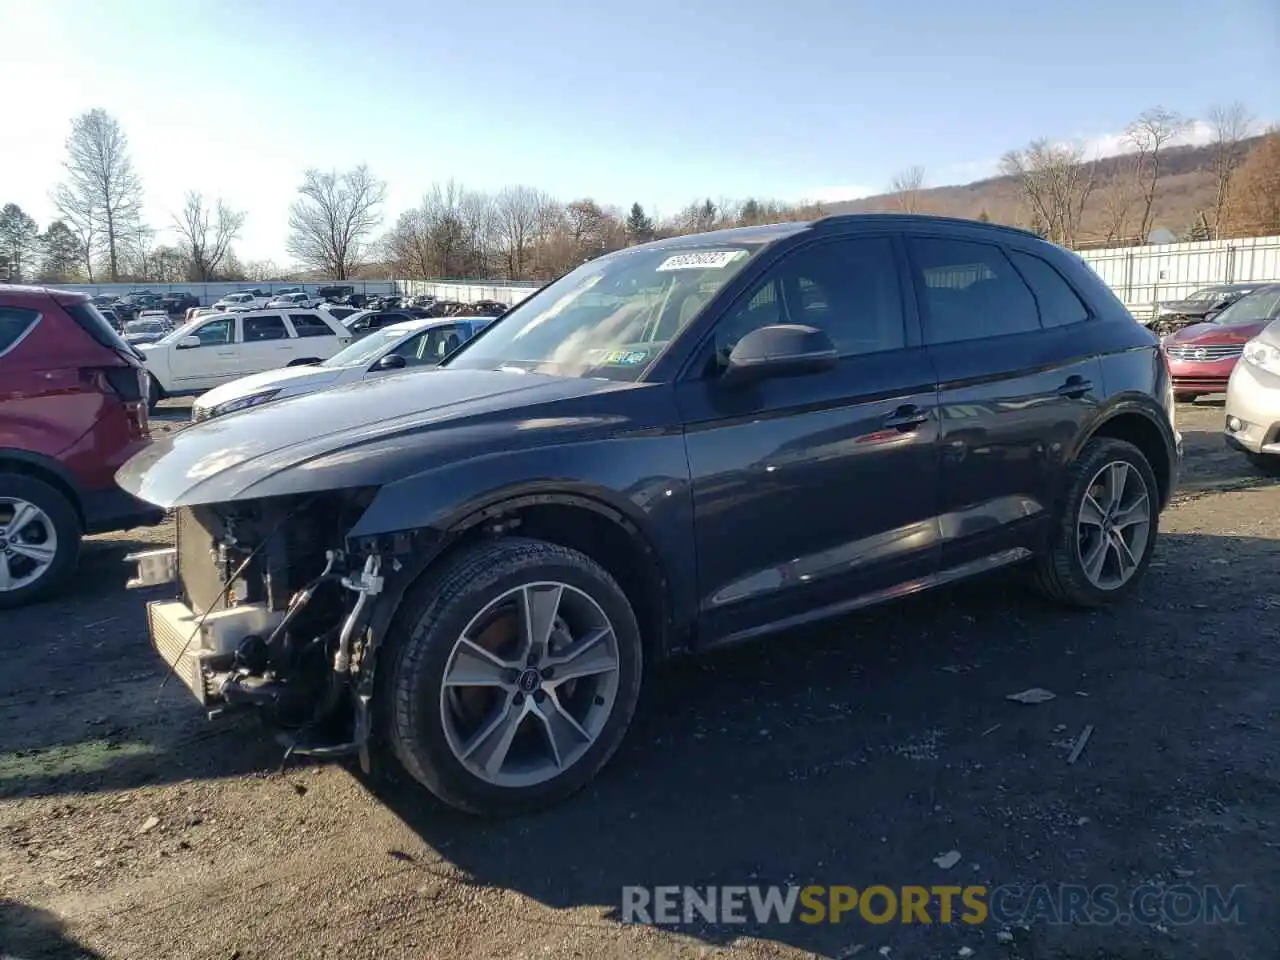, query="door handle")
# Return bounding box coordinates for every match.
[1056,377,1093,398]
[884,405,929,431]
